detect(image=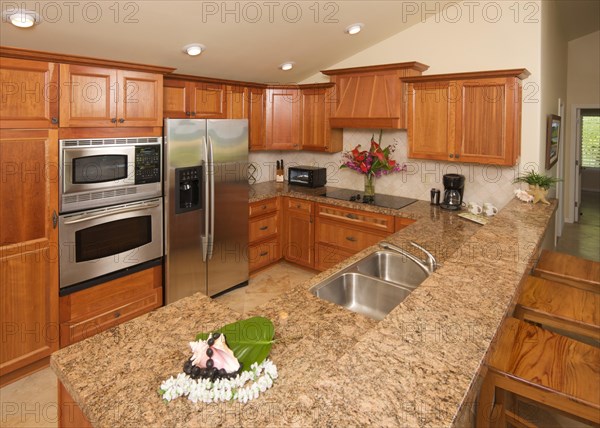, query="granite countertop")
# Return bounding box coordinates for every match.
[51,182,557,427]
